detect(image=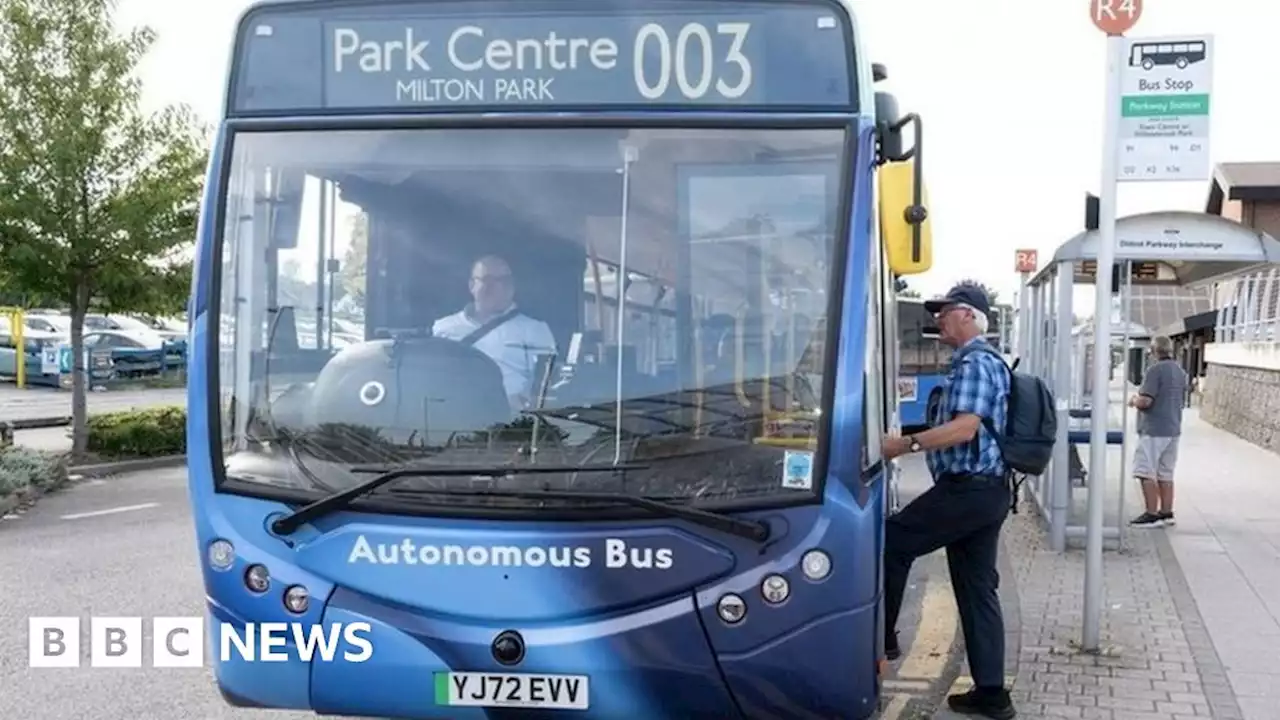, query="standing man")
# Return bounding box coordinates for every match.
[1127,335,1187,528]
[881,283,1015,720]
